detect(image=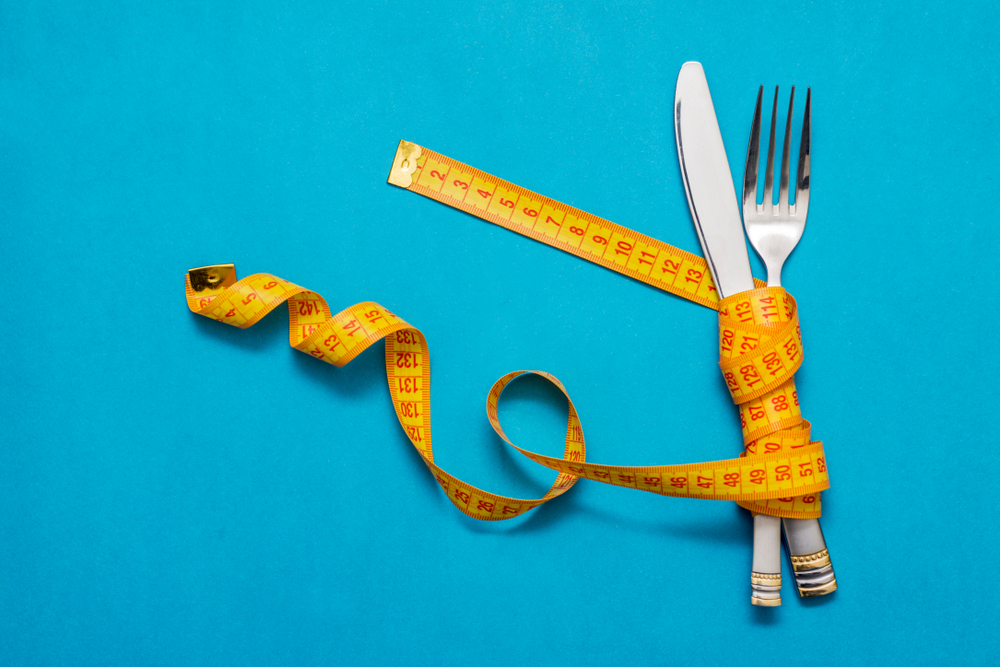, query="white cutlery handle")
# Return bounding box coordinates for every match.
[750,514,782,606]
